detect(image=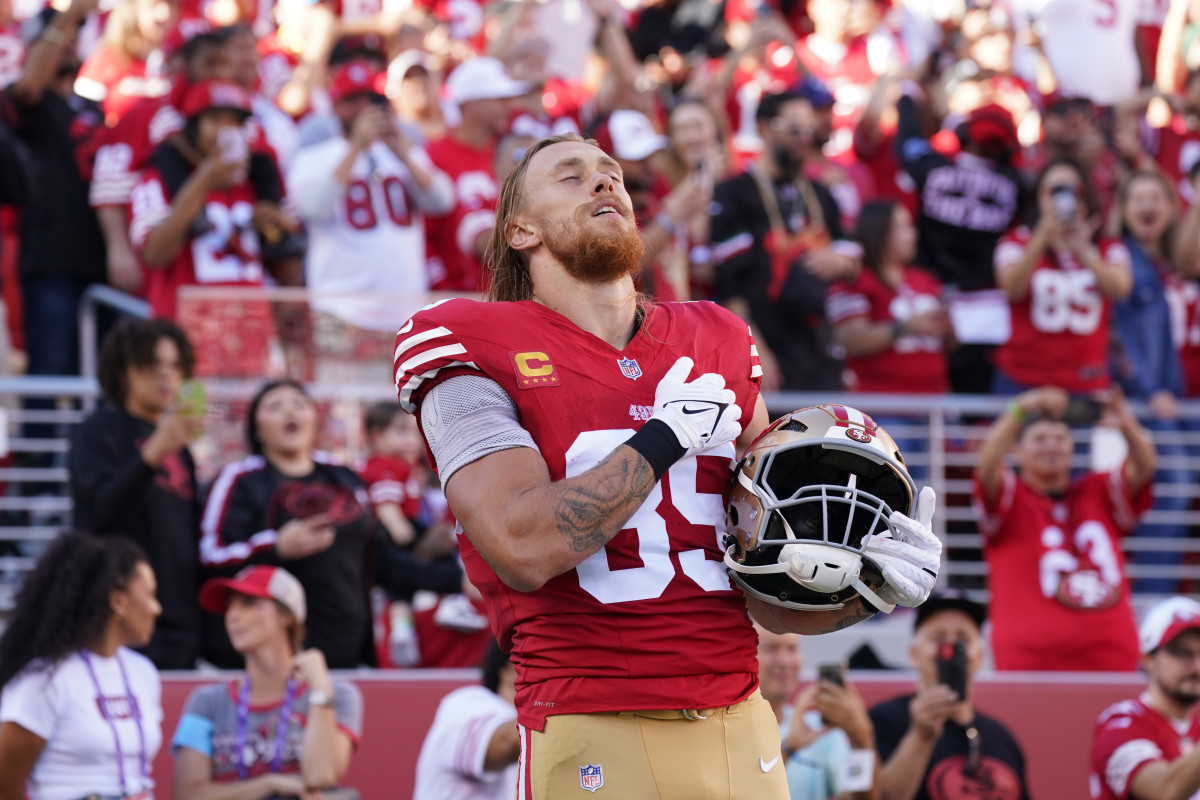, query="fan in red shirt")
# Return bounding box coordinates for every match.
[424,57,528,291]
[826,200,949,395]
[1091,596,1200,800]
[992,159,1133,395]
[129,79,265,321]
[75,0,176,125]
[972,385,1156,671]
